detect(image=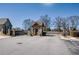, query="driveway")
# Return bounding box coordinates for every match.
[0,34,72,55]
